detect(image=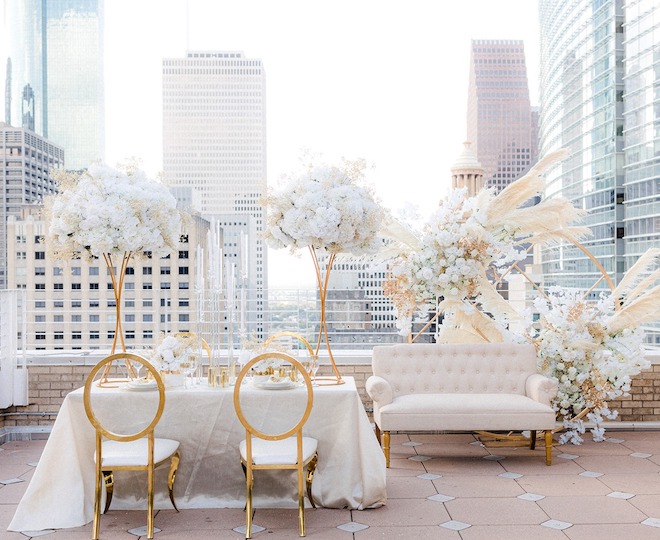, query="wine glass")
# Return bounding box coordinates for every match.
[180,353,199,389]
[310,358,320,385]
